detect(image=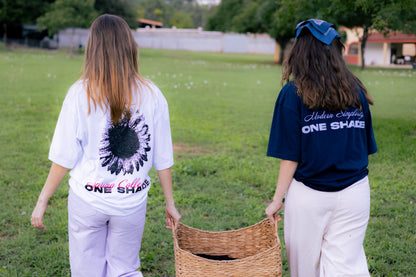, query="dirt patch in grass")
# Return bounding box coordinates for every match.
[405,129,416,139]
[173,143,205,155]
